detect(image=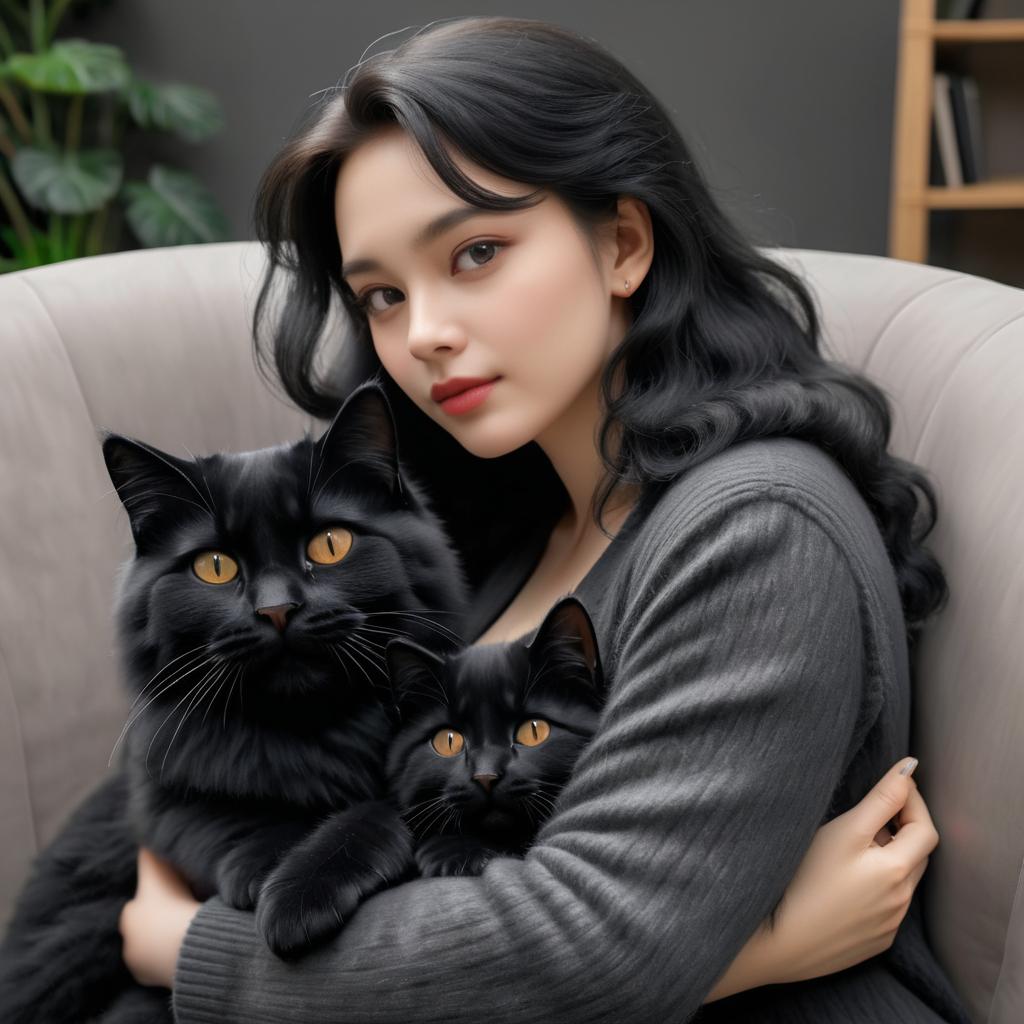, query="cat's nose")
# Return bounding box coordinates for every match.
[256,602,300,633]
[473,773,499,794]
